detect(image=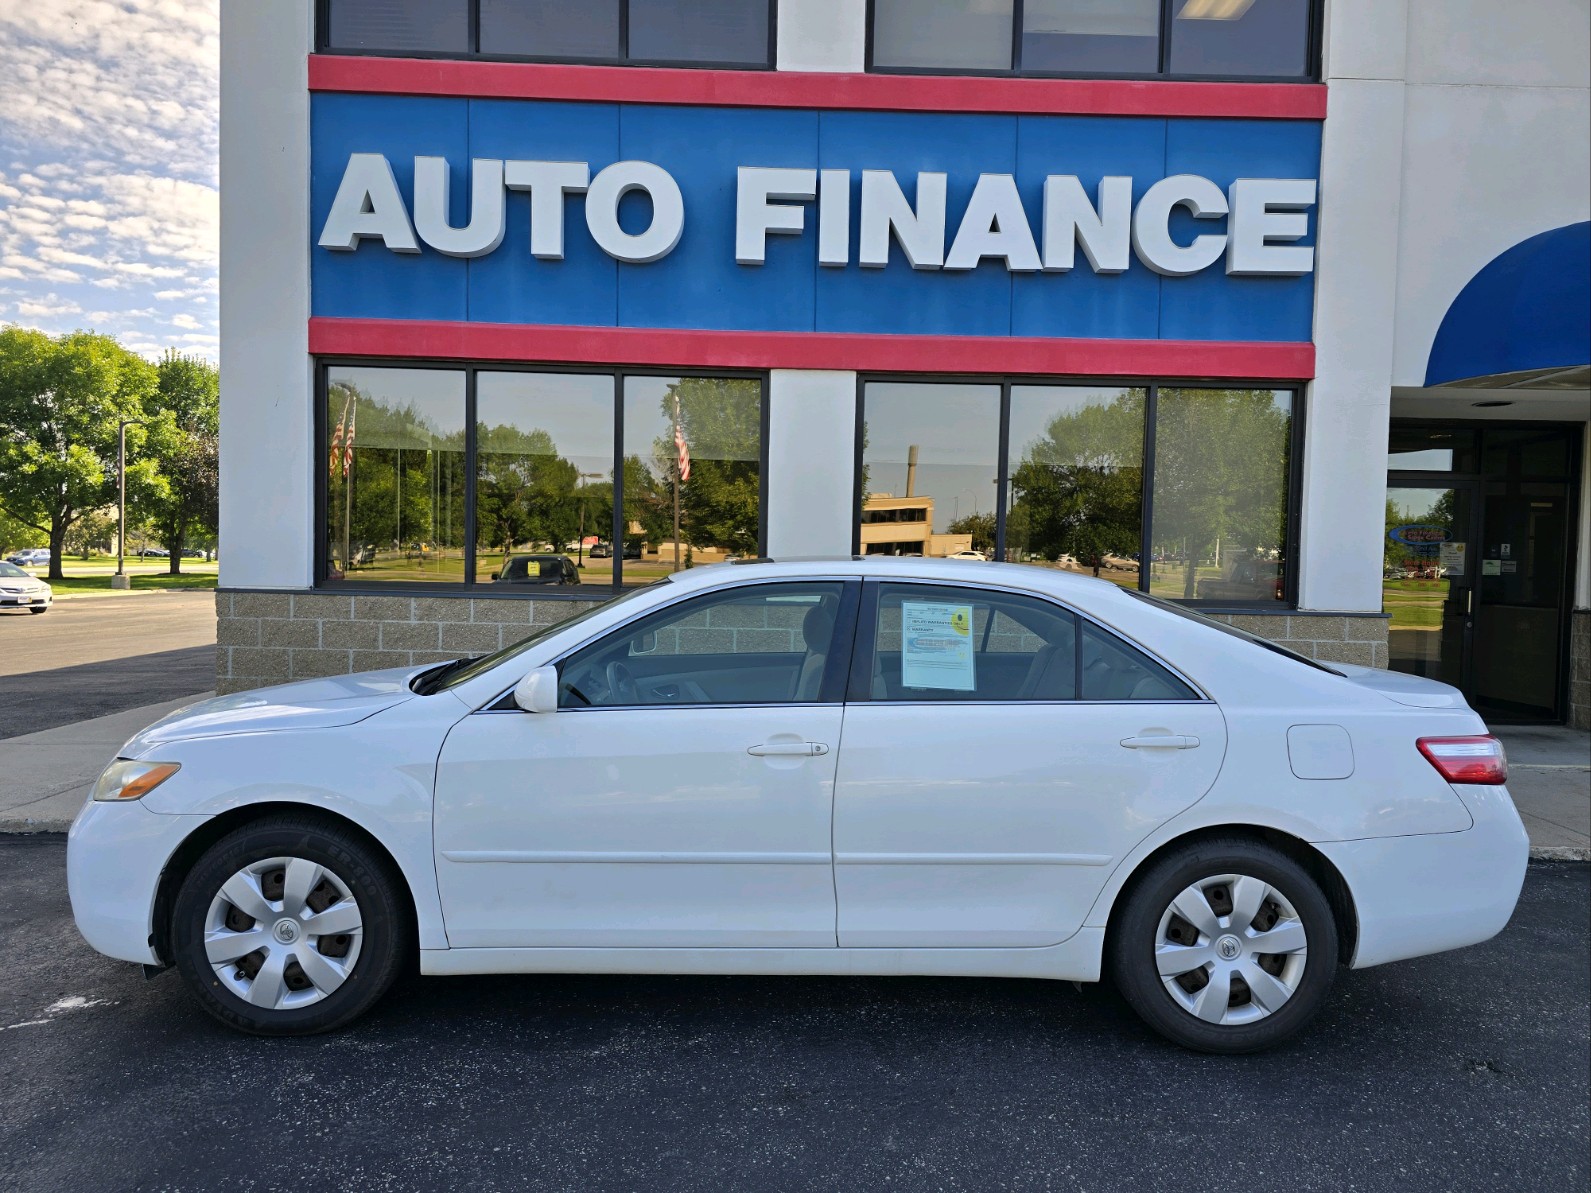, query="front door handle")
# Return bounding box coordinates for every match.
[1120,735,1200,750]
[747,741,829,757]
